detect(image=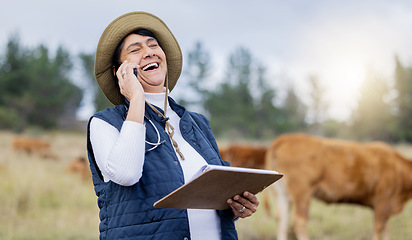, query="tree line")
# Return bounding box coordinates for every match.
[177,42,412,143]
[1,34,412,143]
[0,34,82,131]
